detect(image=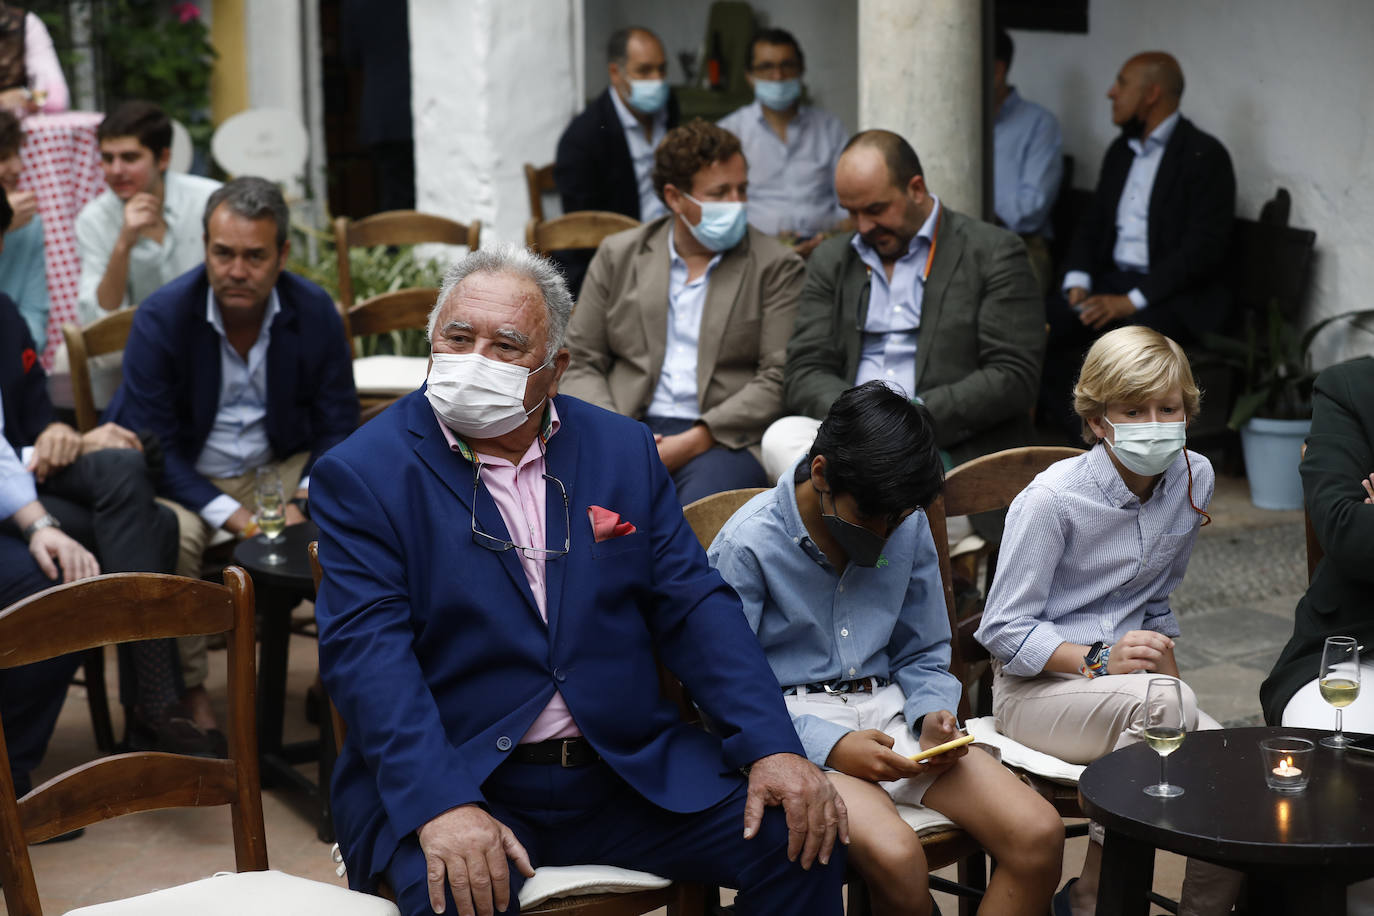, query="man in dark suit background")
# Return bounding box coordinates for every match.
[1041,52,1235,436]
[553,26,681,295]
